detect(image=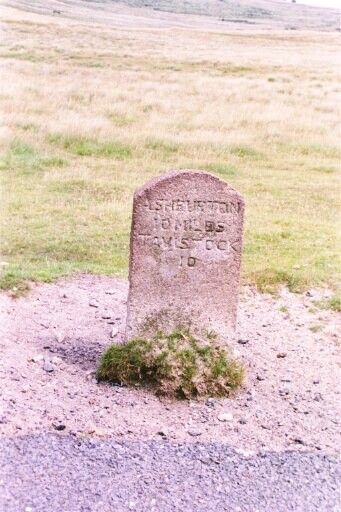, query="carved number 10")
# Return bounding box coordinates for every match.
[180,256,196,268]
